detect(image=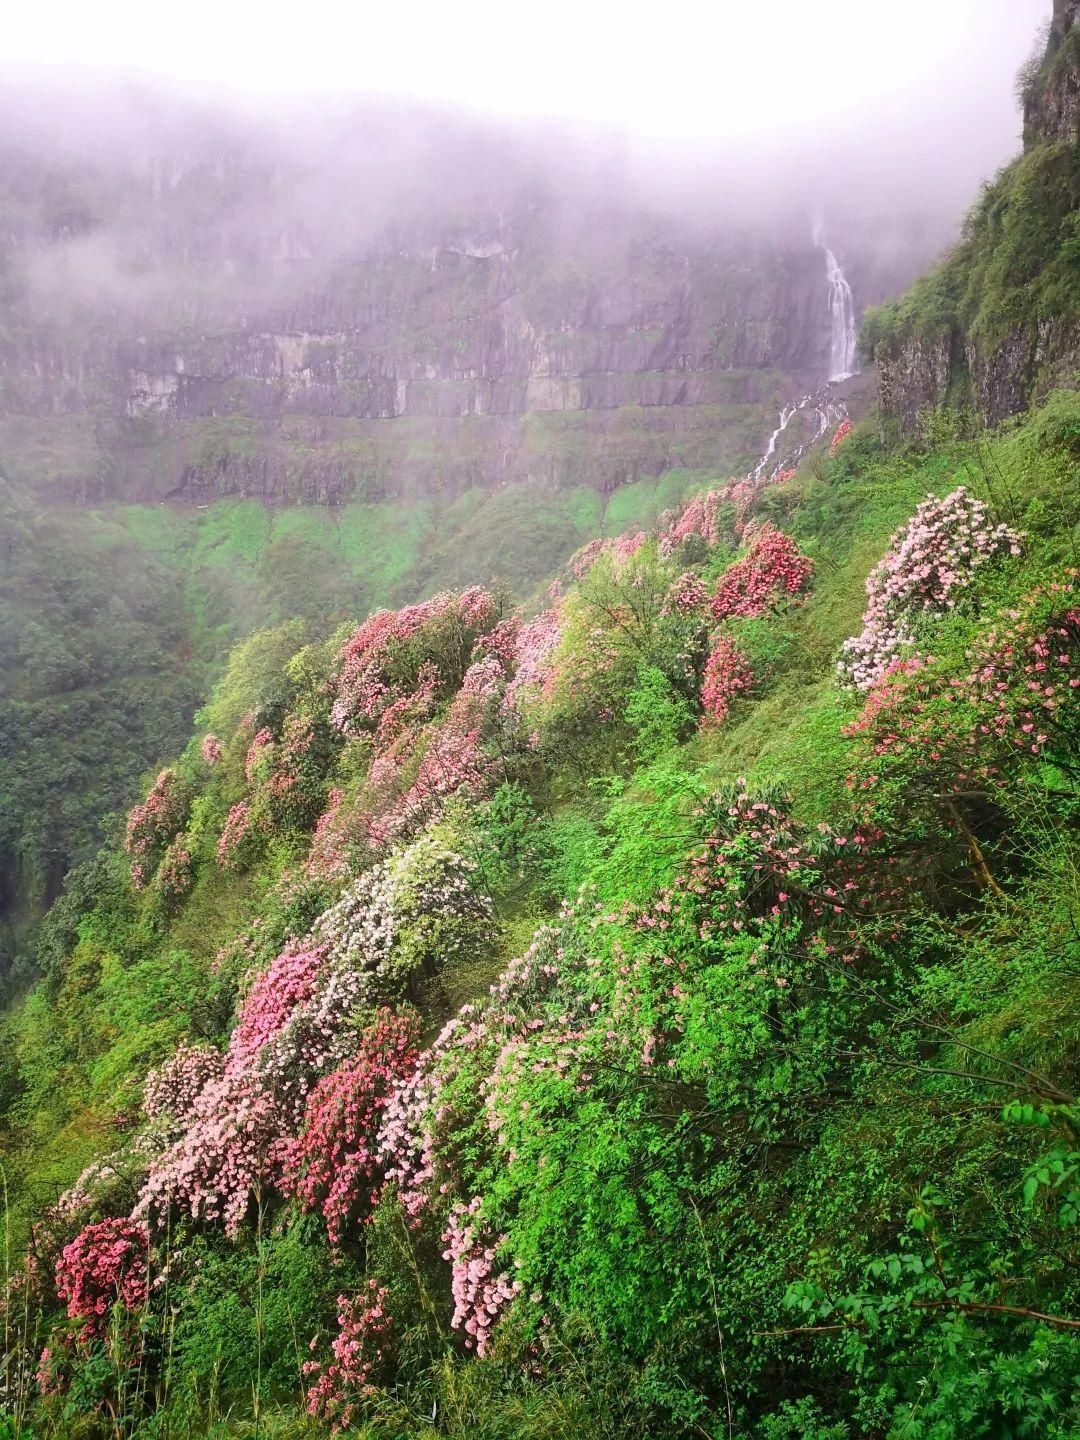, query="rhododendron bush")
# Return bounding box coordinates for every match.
[304,1282,394,1429]
[54,1219,148,1339]
[280,1010,419,1245]
[839,487,1023,689]
[124,768,190,887]
[710,525,814,620]
[700,633,755,723]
